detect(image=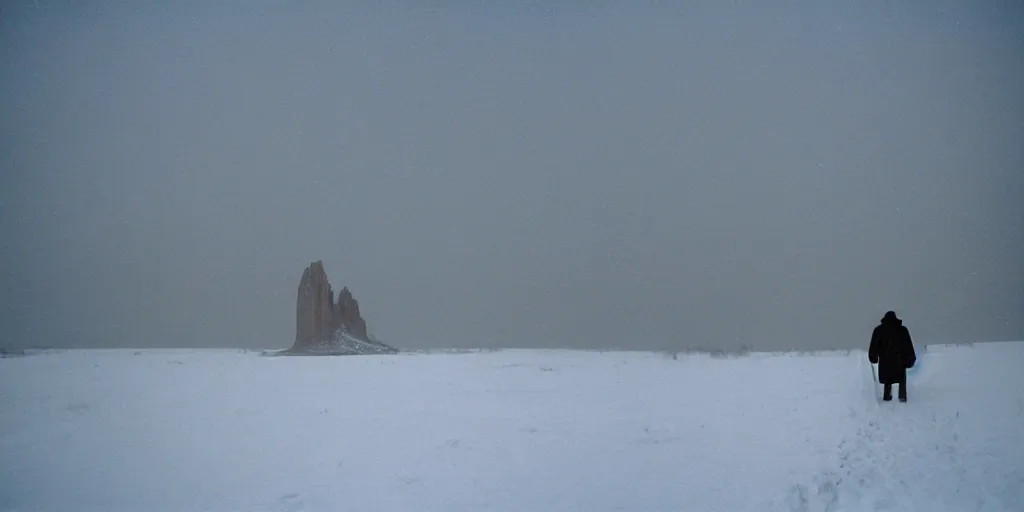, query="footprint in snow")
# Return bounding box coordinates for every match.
[276,492,303,512]
[67,403,90,414]
[398,475,422,485]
